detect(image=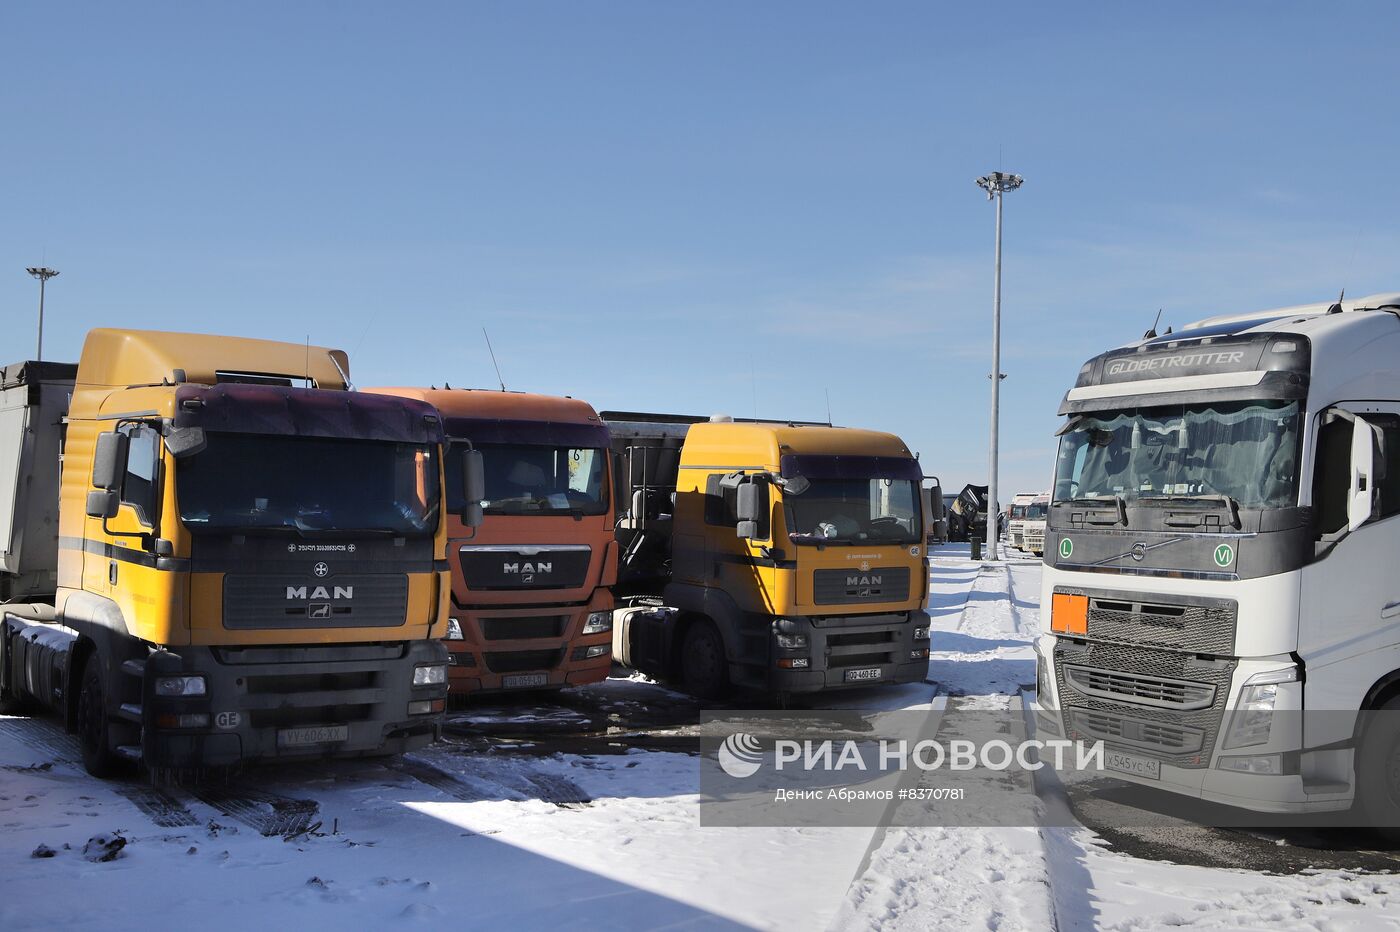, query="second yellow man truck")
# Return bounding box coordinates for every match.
[605,413,931,698]
[0,330,452,778]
